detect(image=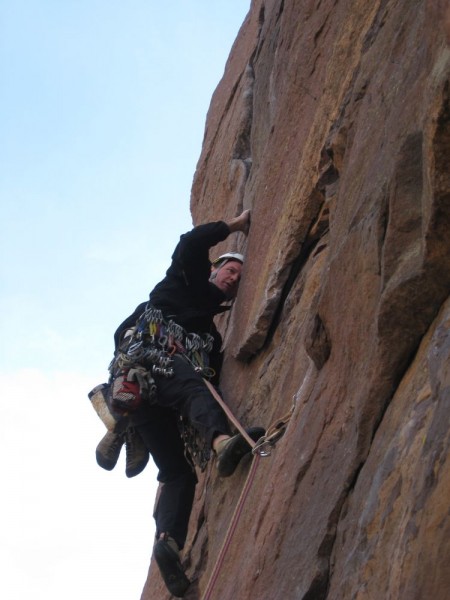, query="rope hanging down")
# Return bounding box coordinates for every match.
[202,454,261,600]
[201,361,316,600]
[201,380,295,600]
